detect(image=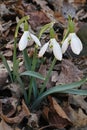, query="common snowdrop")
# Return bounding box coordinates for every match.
[19,31,41,51]
[62,33,83,55]
[38,38,62,61]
